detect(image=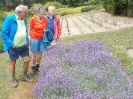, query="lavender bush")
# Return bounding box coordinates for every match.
[32,39,133,99]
